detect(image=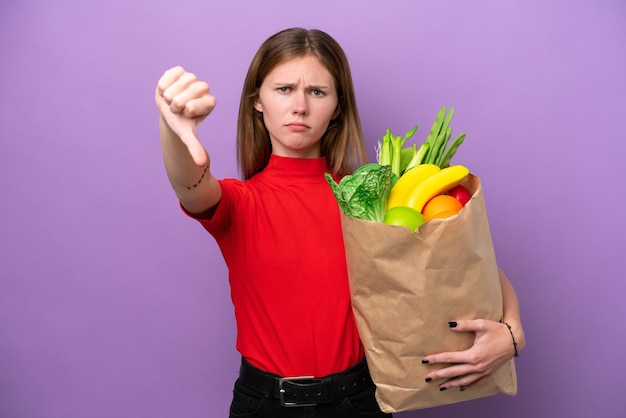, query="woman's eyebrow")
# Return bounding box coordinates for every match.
[307,84,331,90]
[269,81,331,90]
